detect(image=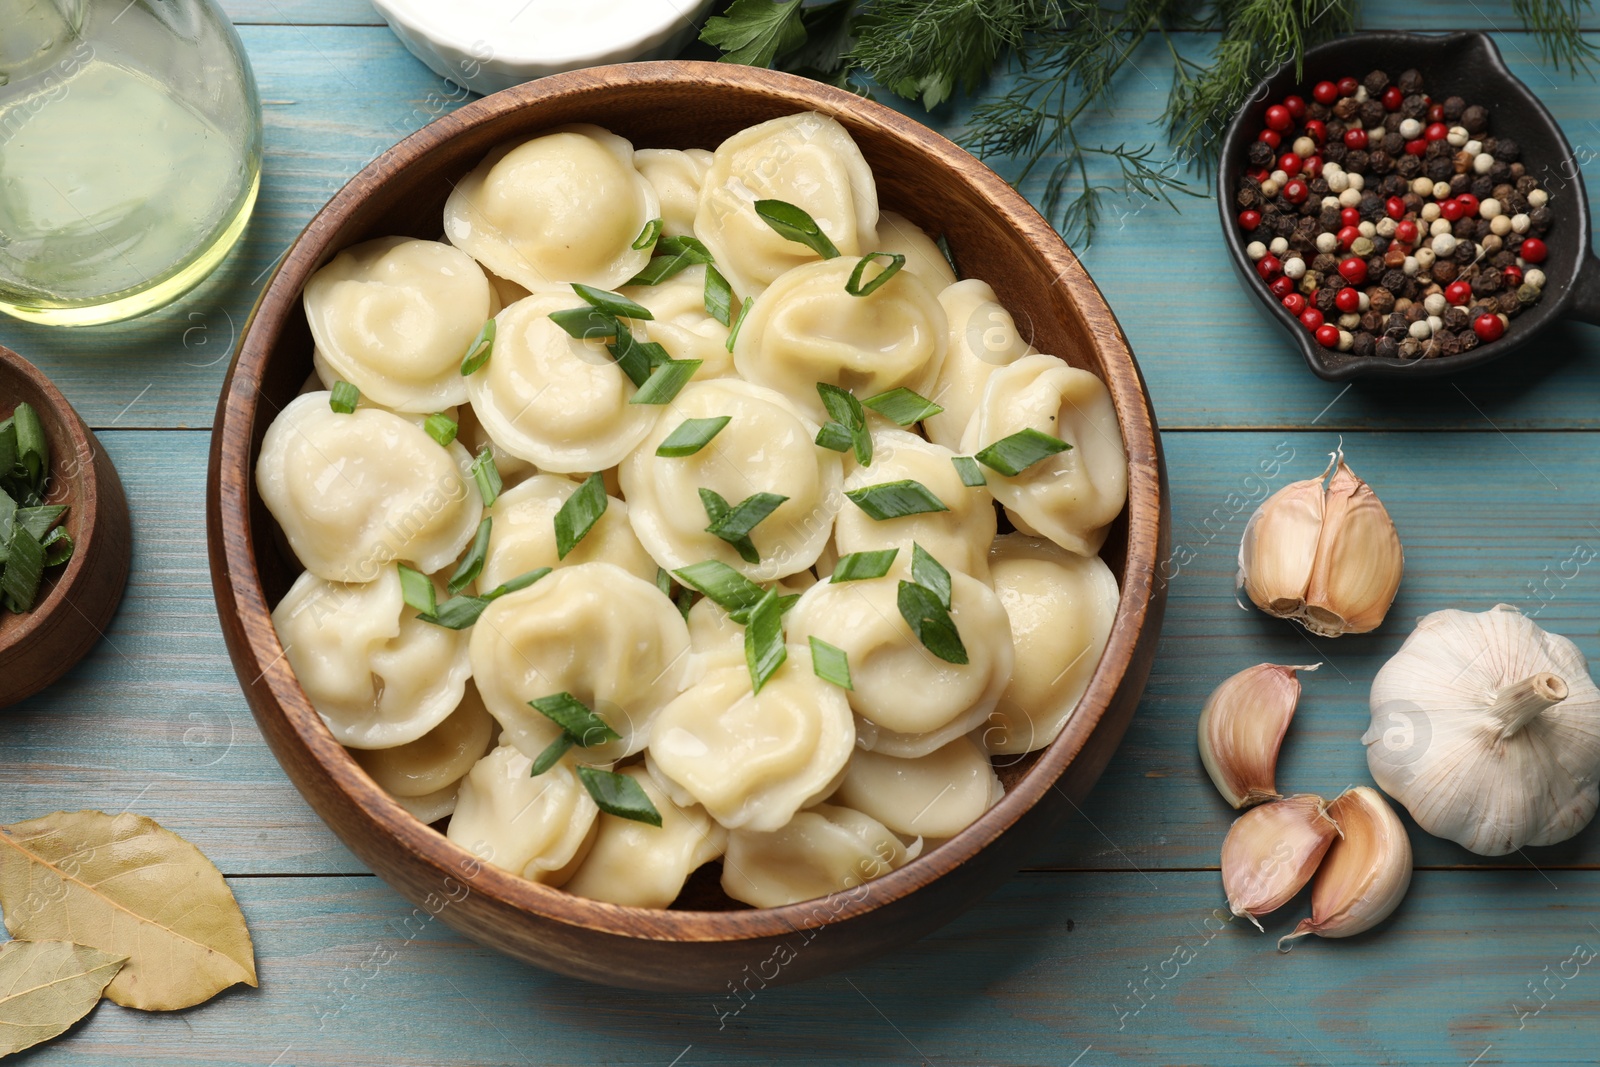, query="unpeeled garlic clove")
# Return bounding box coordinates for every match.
[1279,786,1412,948]
[1237,449,1403,637]
[1221,793,1340,930]
[1198,663,1319,809]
